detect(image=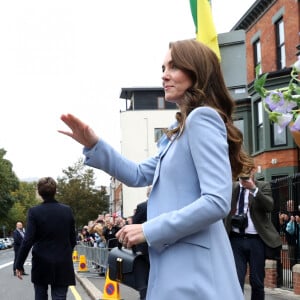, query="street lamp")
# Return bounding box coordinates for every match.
[2,225,6,238]
[110,177,116,215]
